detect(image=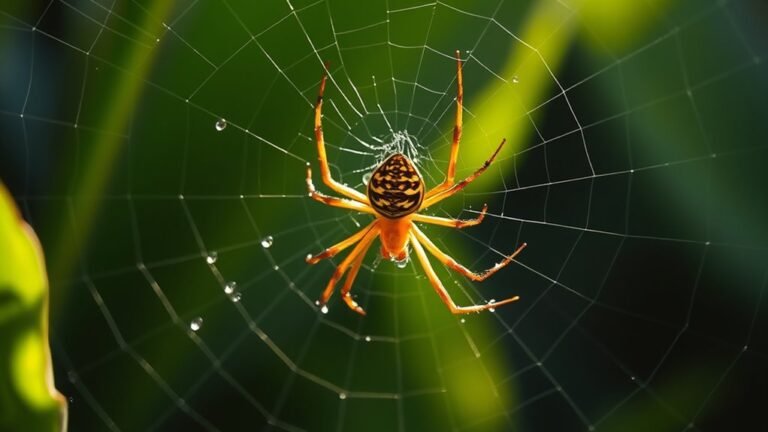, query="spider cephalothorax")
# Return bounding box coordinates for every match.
[305,51,527,315]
